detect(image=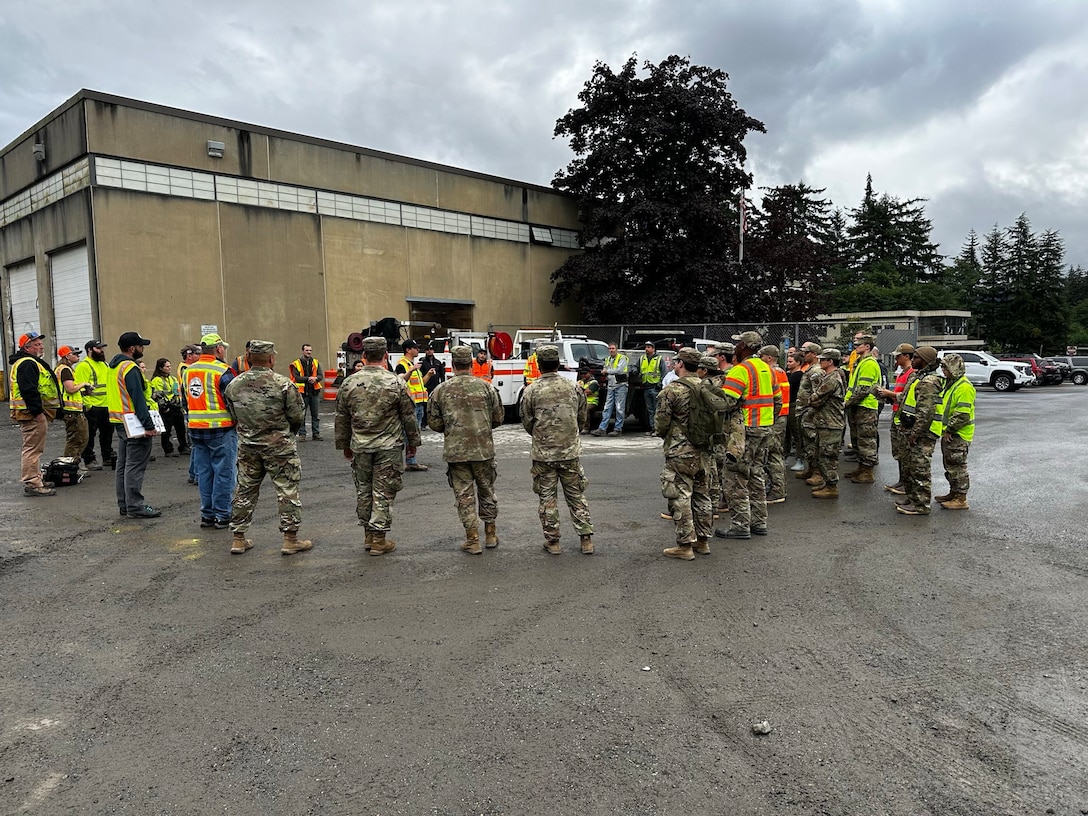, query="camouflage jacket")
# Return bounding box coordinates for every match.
[655,375,700,459]
[427,372,504,462]
[335,366,421,453]
[520,372,586,462]
[223,367,304,451]
[808,367,845,429]
[794,363,821,411]
[910,365,944,435]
